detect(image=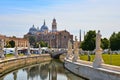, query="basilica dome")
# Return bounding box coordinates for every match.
[40,20,49,32]
[29,25,37,34]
